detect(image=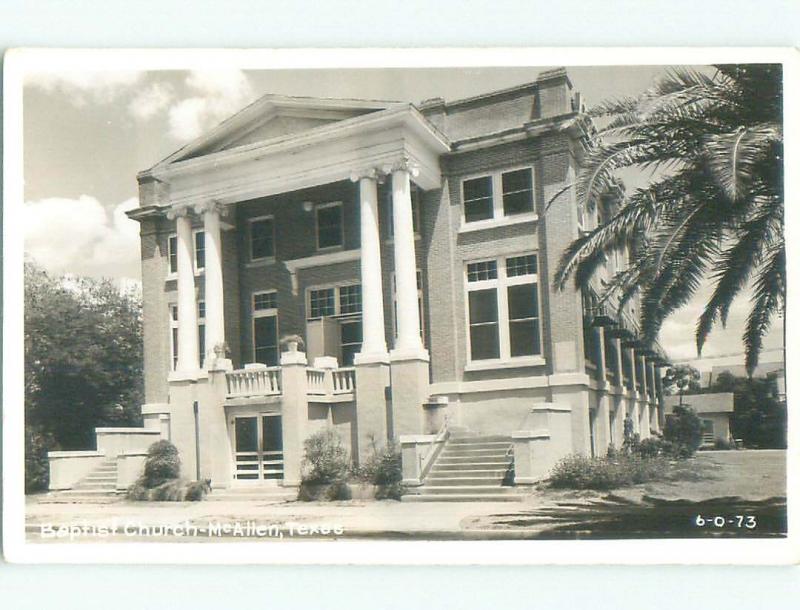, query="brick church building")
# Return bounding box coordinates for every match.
[49,68,668,499]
